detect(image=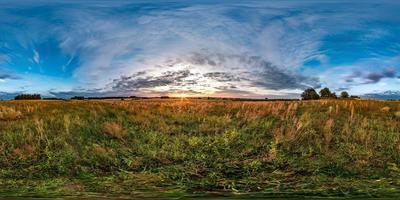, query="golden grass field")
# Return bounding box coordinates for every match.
[0,99,399,197]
